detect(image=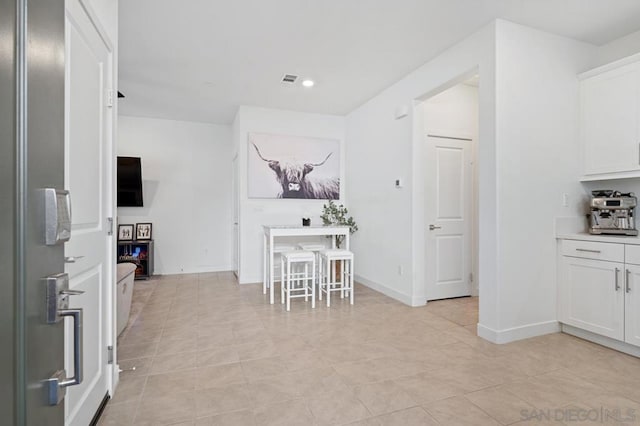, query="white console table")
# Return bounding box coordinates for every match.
[263,225,350,304]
